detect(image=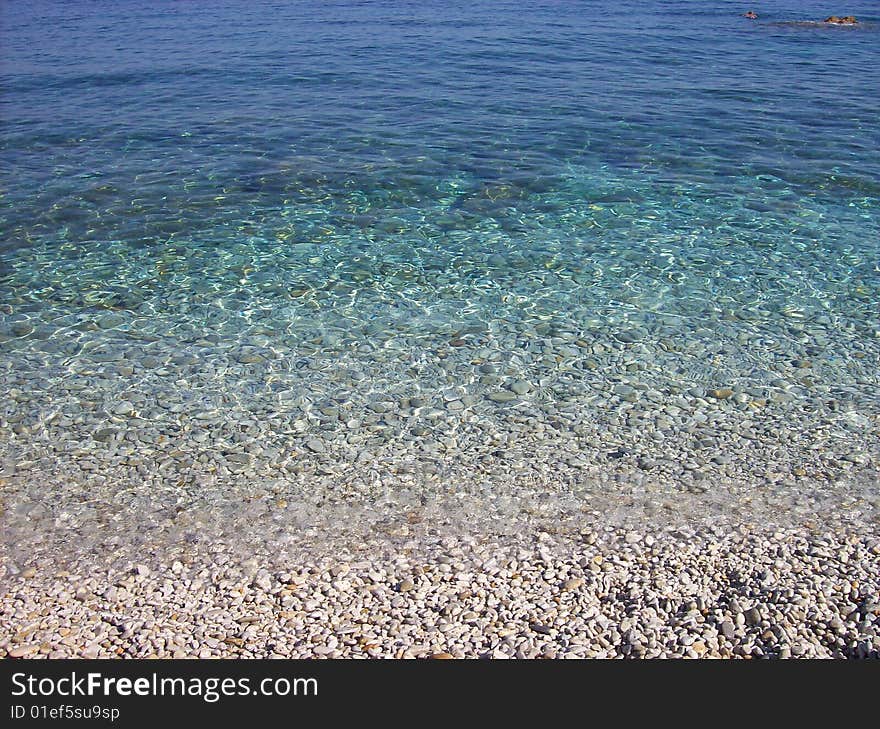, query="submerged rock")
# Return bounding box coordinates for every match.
[823,16,858,25]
